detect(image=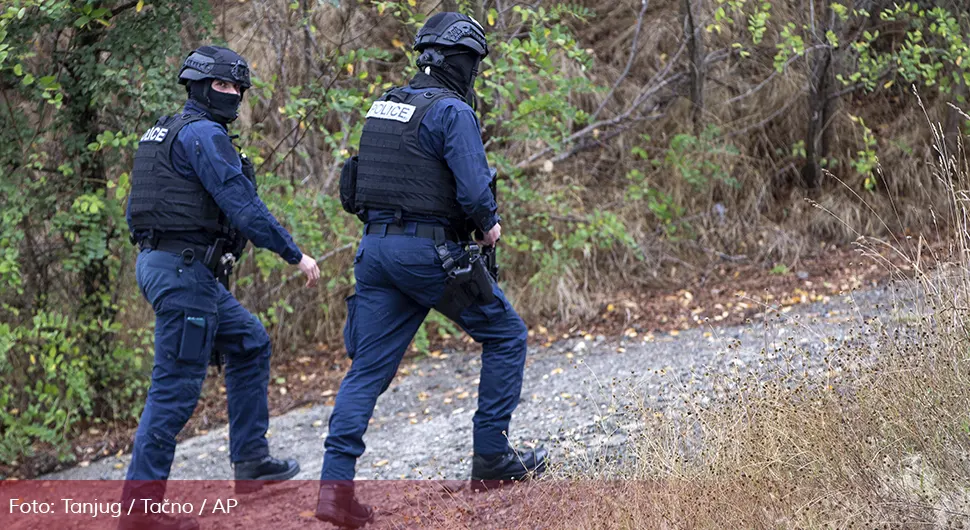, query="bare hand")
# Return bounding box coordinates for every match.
[298,253,320,288]
[478,223,501,247]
